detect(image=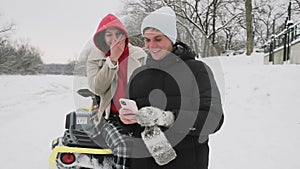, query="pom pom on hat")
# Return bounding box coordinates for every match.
[141,6,177,44]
